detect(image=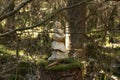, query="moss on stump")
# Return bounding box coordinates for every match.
[38,58,84,80]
